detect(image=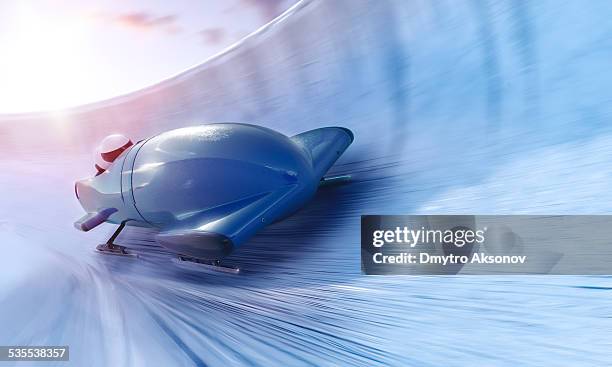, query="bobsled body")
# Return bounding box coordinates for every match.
[75,123,353,260]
